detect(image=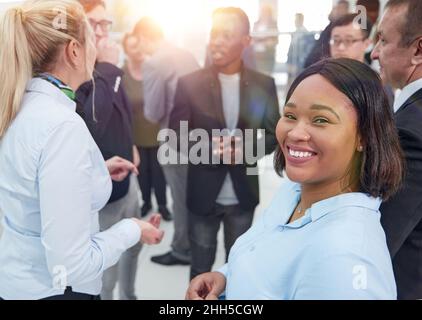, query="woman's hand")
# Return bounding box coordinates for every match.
[106,156,139,181]
[132,214,164,245]
[185,272,226,300]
